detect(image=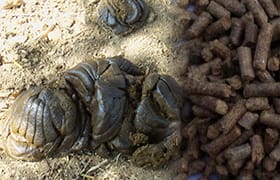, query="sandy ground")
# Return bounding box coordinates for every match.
[0,0,190,179]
